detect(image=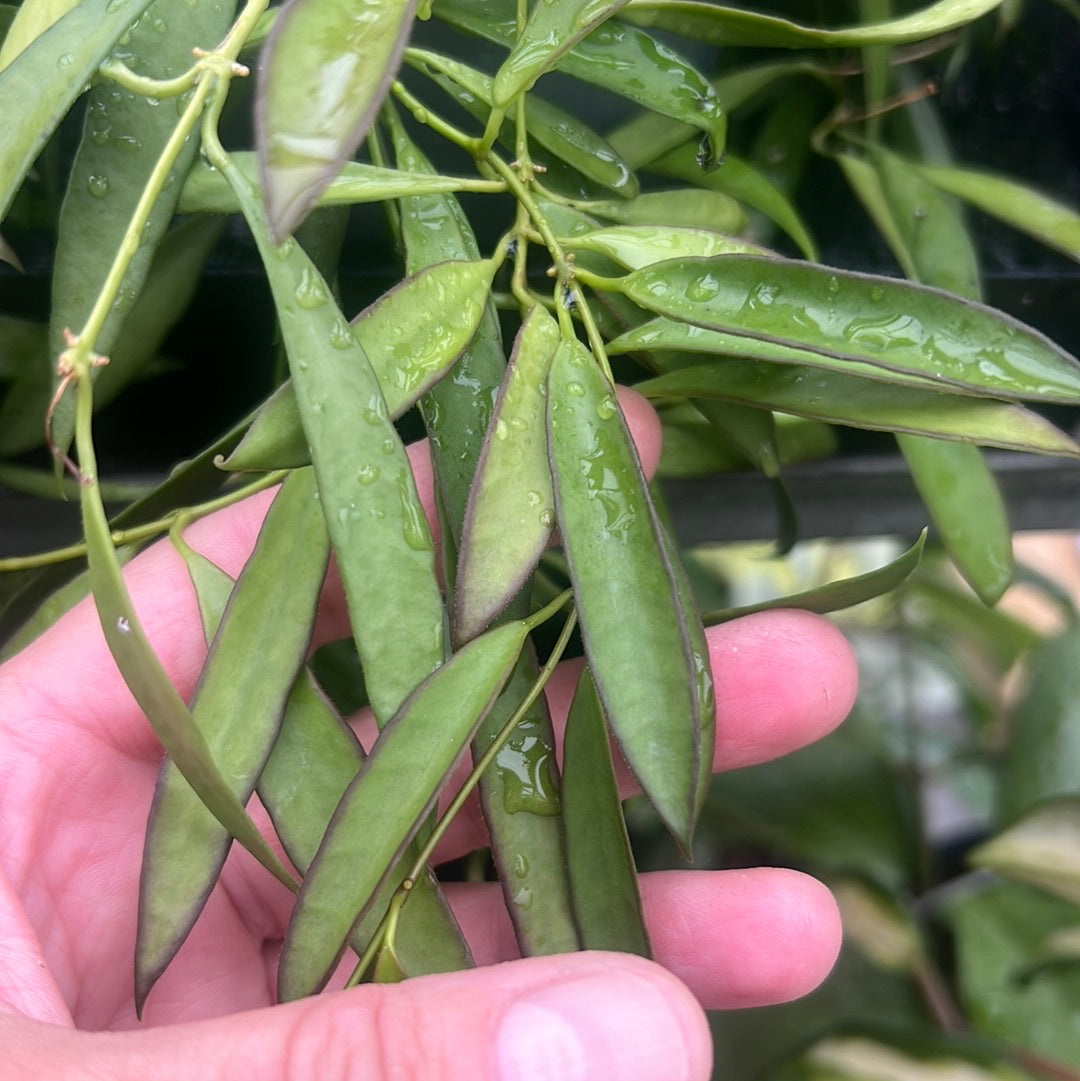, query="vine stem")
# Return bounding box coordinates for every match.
[390,80,482,155]
[0,470,288,571]
[345,601,578,988]
[483,154,615,382]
